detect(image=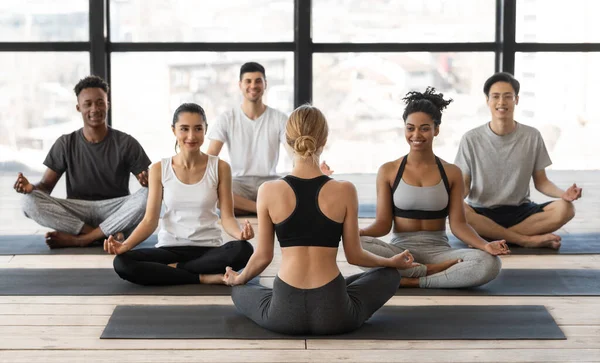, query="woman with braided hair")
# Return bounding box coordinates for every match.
[359,87,511,289]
